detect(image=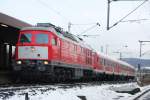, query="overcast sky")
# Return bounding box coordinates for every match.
[1,0,150,59]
